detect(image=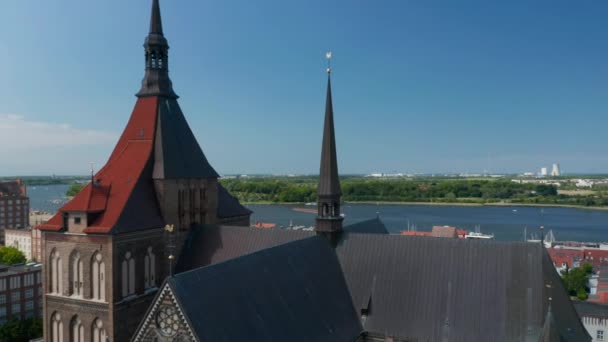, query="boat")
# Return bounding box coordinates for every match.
[465,225,494,239]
